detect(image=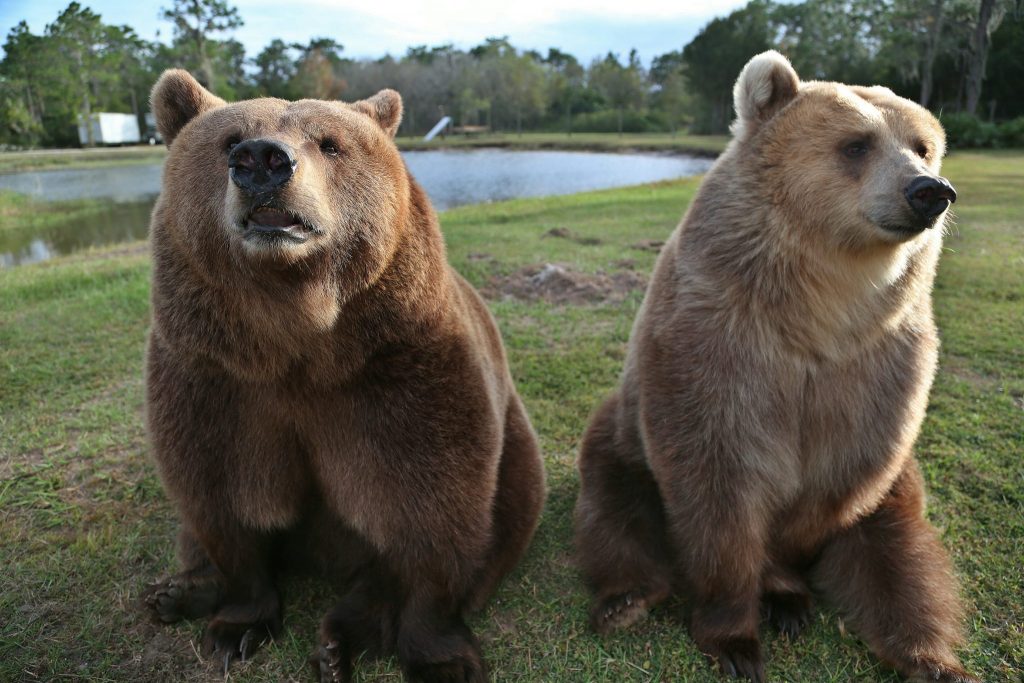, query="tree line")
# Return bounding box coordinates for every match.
[1,0,1021,148]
